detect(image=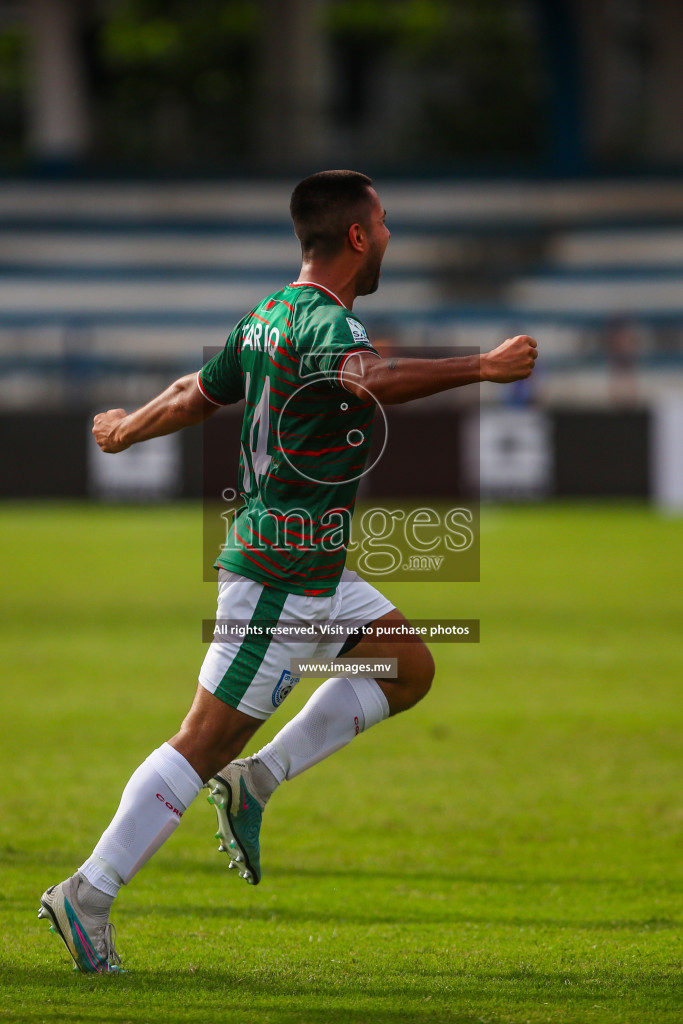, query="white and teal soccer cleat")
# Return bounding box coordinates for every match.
[38,873,122,974]
[207,760,264,885]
